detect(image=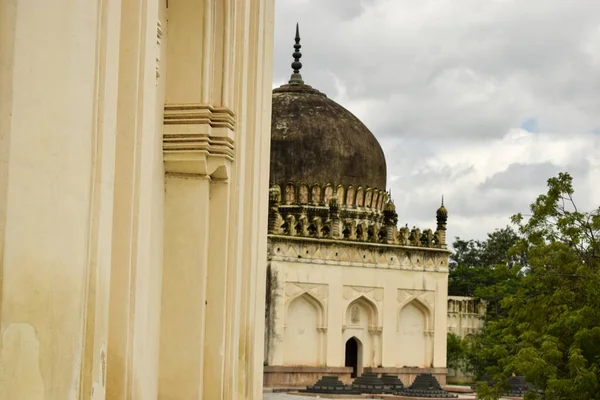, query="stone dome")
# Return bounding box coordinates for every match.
[270,83,387,190]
